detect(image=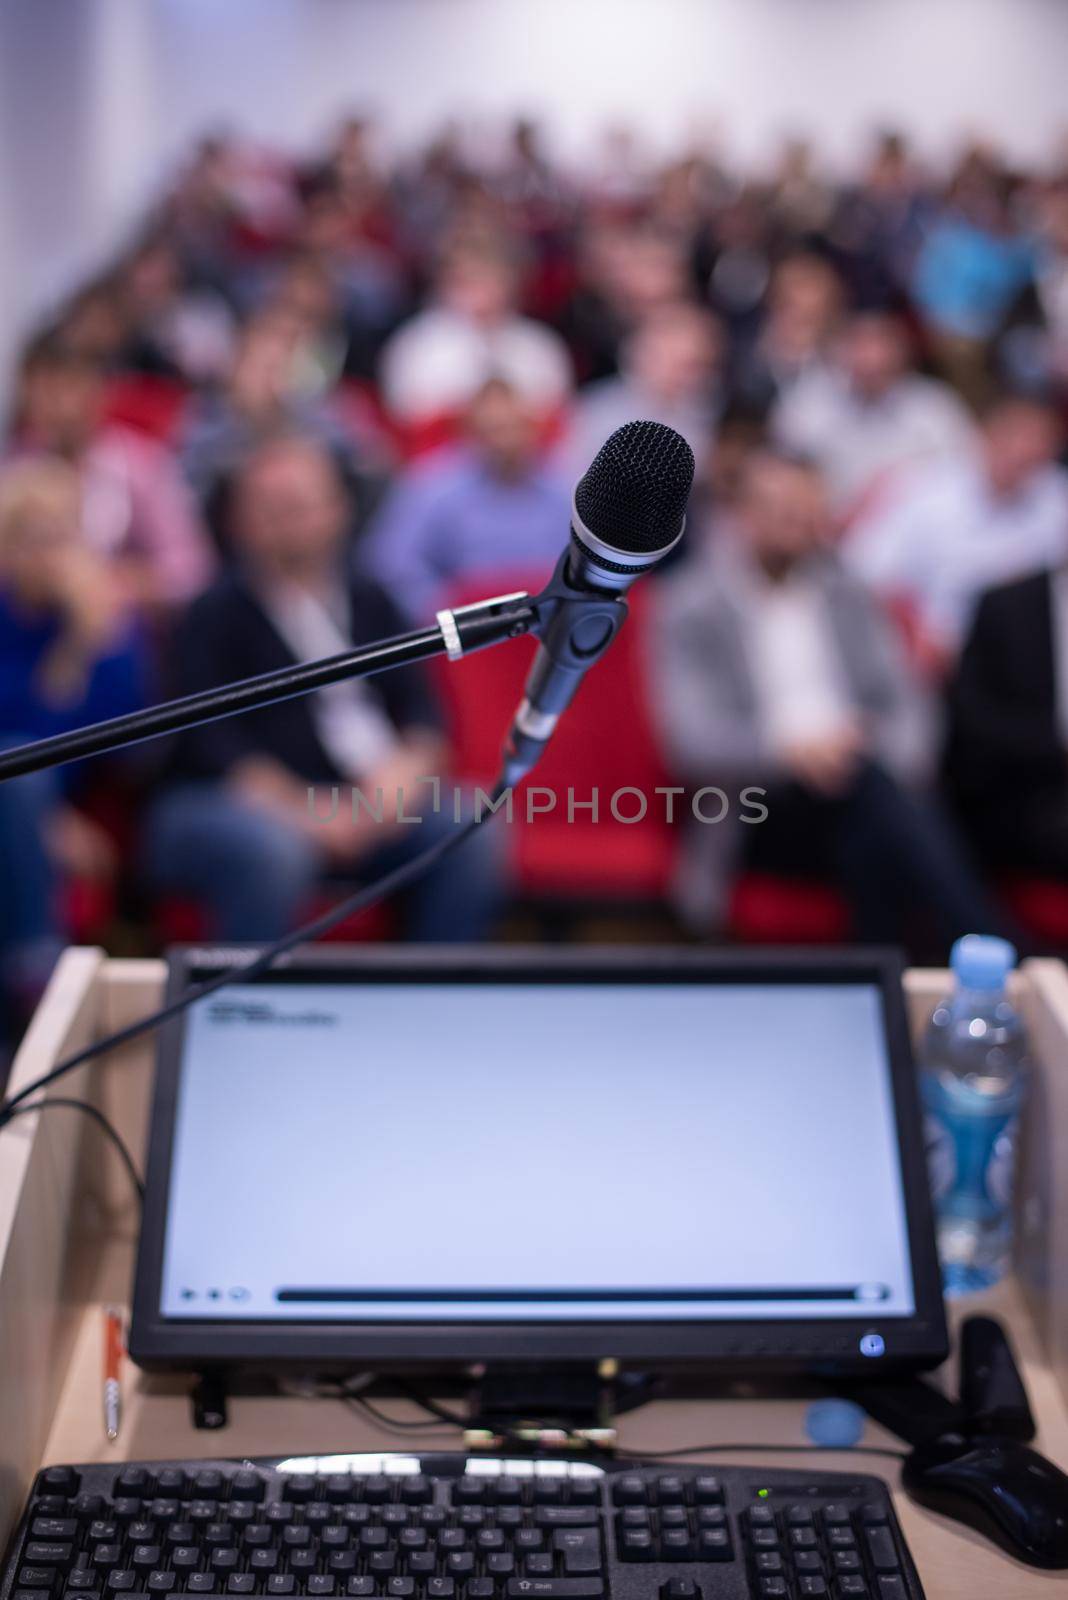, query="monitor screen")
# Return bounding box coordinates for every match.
[156,976,916,1327]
